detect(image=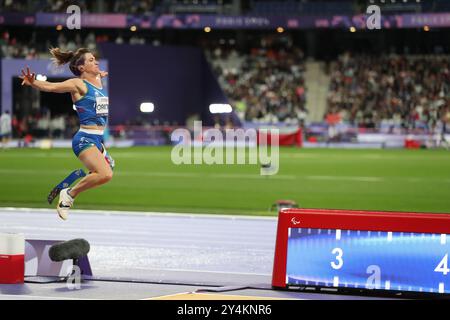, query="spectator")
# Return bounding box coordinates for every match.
[326,52,450,131]
[208,35,307,125]
[0,110,12,148]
